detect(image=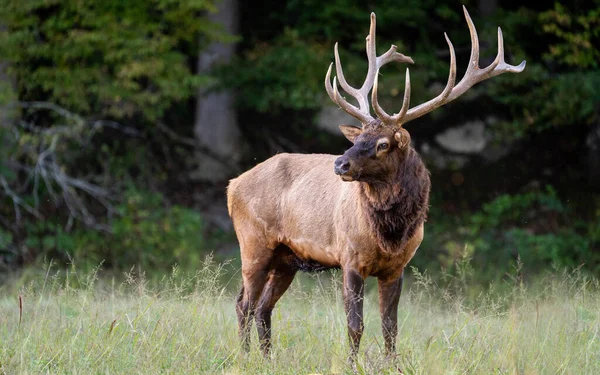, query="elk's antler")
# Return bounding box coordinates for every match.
[325,12,414,126]
[326,6,526,128]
